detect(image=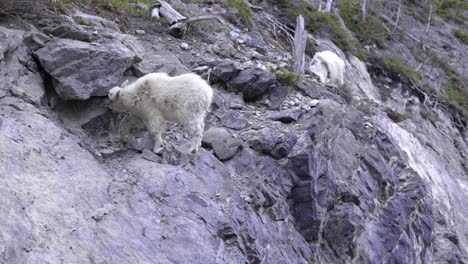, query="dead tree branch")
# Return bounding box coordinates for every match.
[423,4,433,35]
[391,0,401,34]
[258,12,295,50]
